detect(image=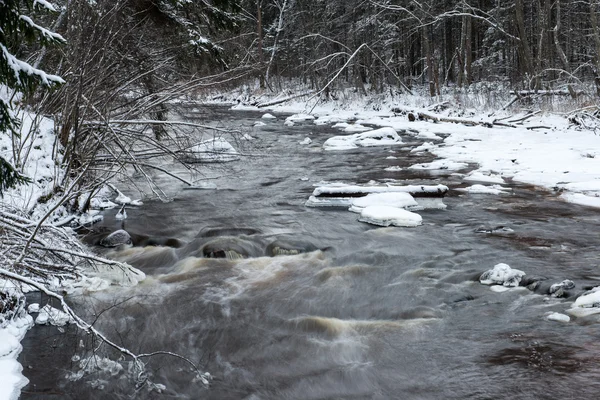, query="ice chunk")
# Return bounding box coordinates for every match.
[545,312,570,323]
[573,286,600,308]
[261,113,276,119]
[254,121,266,127]
[299,137,312,145]
[349,192,418,213]
[479,263,525,287]
[358,206,422,227]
